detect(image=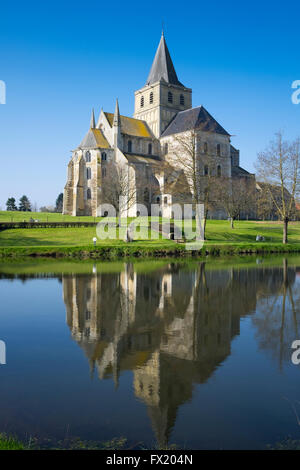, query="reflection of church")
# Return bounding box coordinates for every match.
[62,261,297,447]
